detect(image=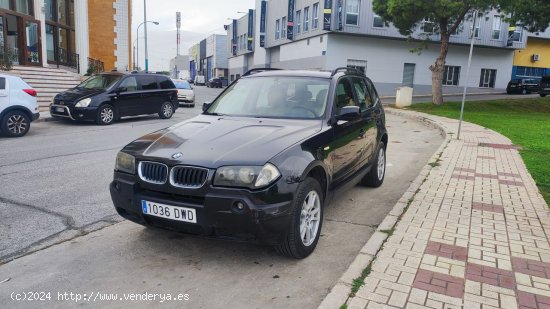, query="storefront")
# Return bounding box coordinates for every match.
[0,0,41,66]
